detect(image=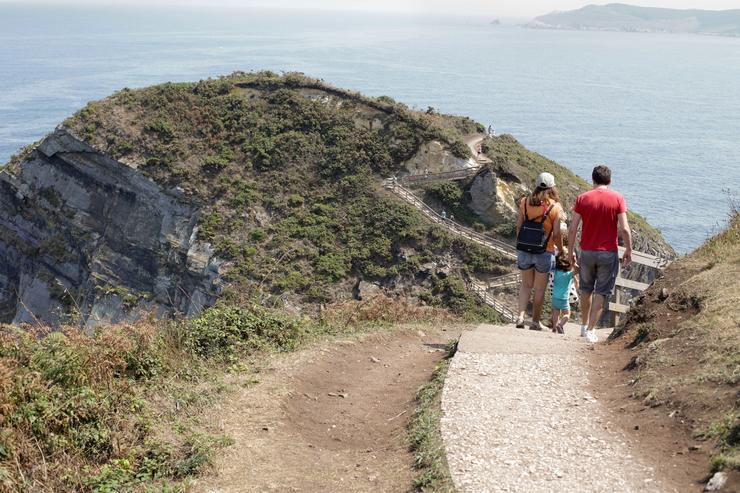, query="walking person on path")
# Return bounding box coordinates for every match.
[551,247,578,334]
[568,165,632,343]
[515,172,563,331]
